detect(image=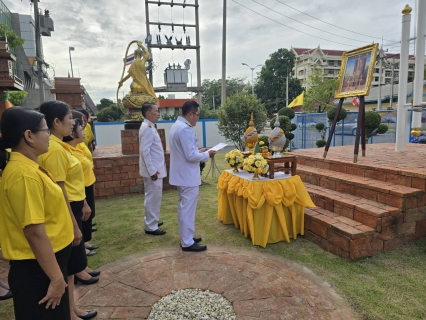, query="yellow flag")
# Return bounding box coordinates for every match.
[288,91,304,108]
